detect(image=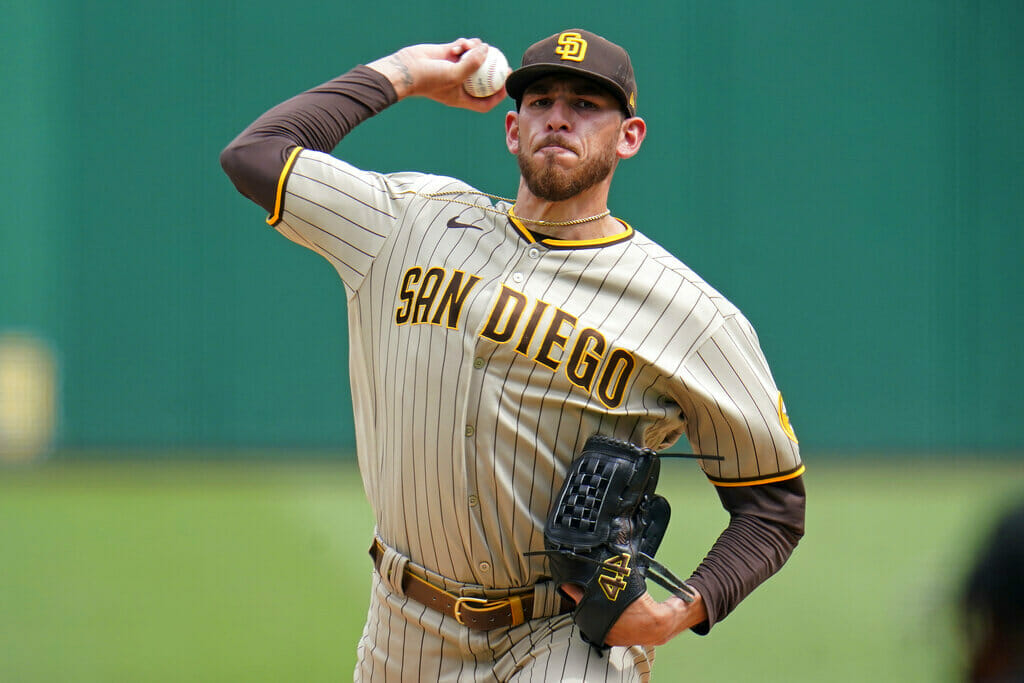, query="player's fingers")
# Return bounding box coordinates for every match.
[454,44,489,75]
[449,37,483,59]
